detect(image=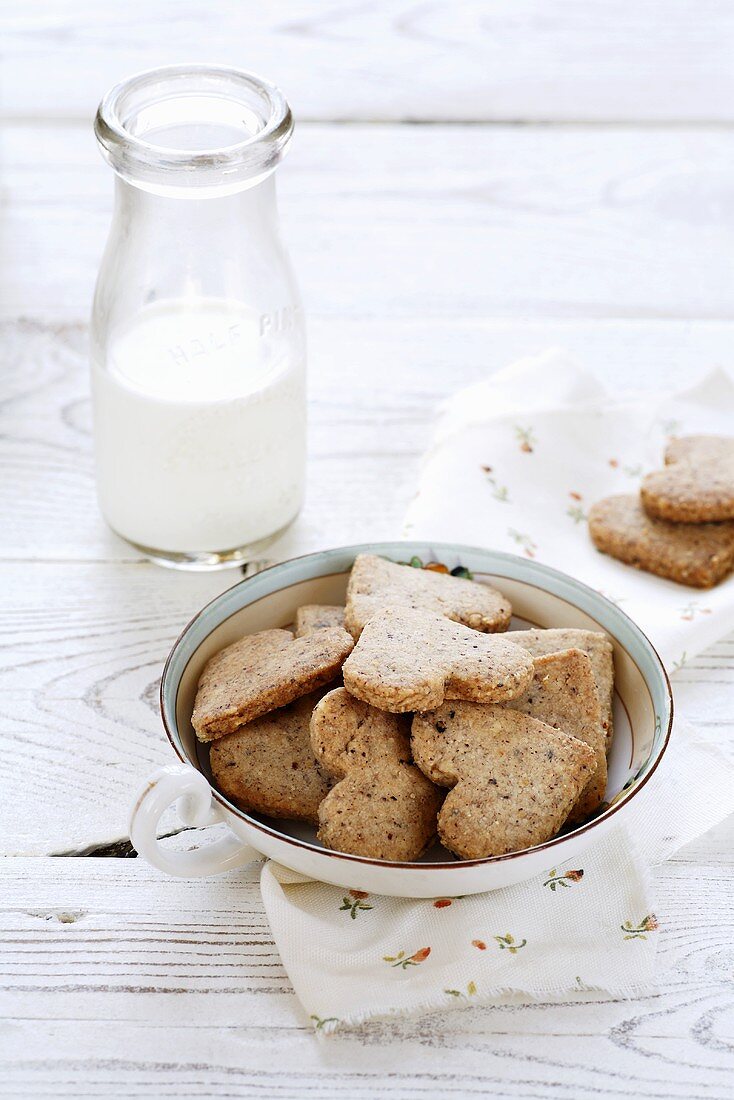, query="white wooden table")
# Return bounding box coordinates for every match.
[2,4,734,1096]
